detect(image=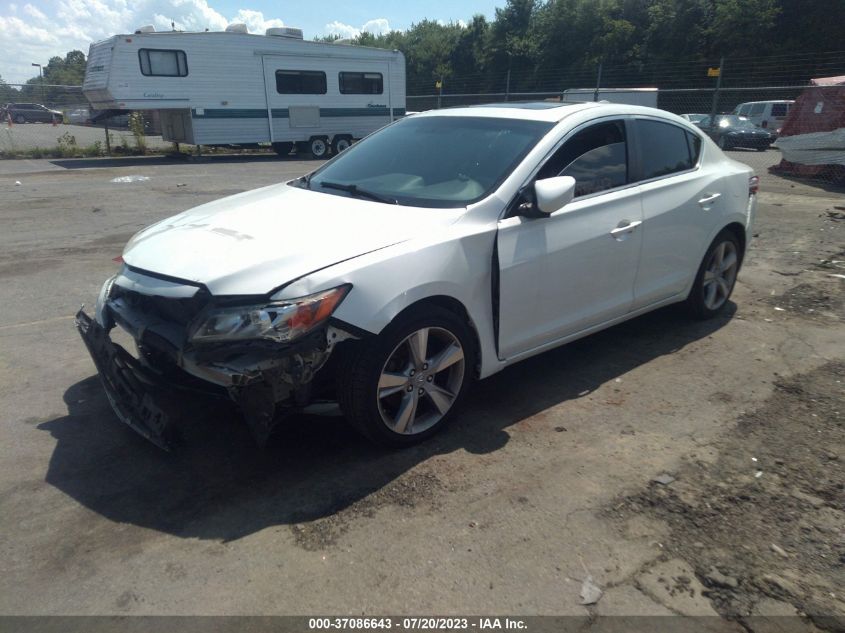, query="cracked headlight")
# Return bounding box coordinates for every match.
[190,285,350,343]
